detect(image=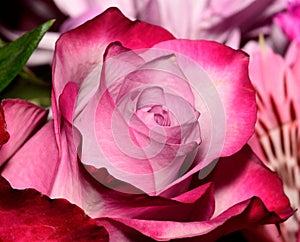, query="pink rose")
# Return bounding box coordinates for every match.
[0,8,293,241]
